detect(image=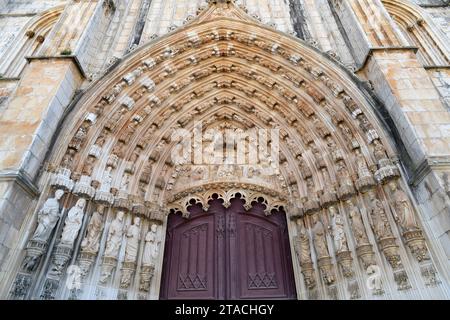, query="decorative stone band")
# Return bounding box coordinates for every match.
[113,191,131,211]
[355,175,377,193]
[302,197,320,215]
[167,182,287,217]
[374,160,400,183]
[50,168,74,191]
[73,175,96,198]
[320,190,339,208]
